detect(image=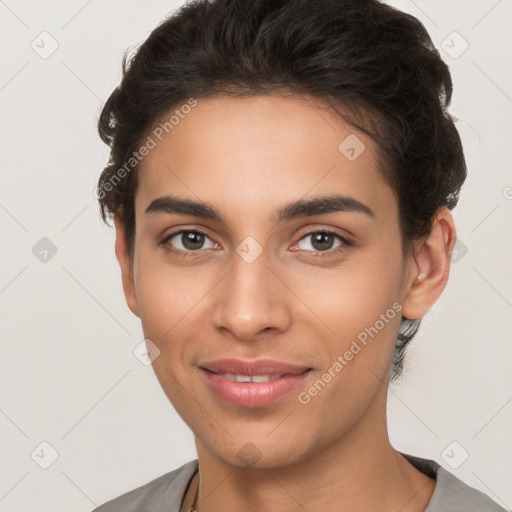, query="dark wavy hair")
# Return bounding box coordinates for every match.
[96,0,467,380]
